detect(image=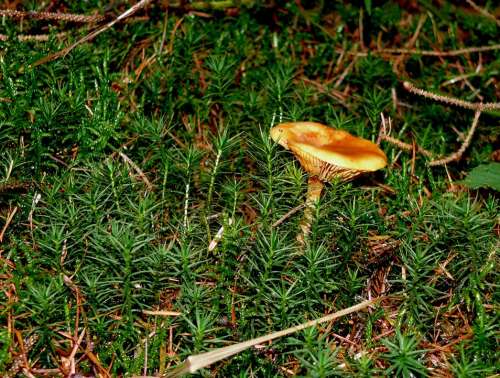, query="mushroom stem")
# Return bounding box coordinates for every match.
[297,176,324,246]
